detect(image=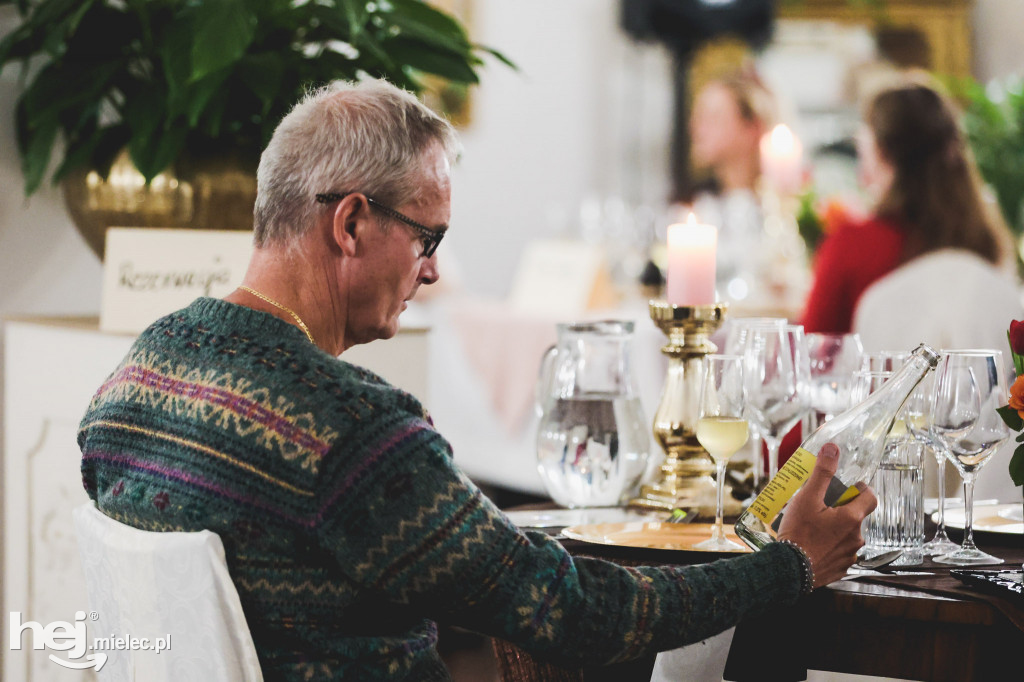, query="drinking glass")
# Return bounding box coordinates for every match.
[906,374,959,555]
[723,318,788,355]
[724,318,787,492]
[851,369,890,401]
[930,350,1010,565]
[694,355,748,551]
[861,349,911,373]
[806,332,864,431]
[854,370,929,564]
[743,324,809,482]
